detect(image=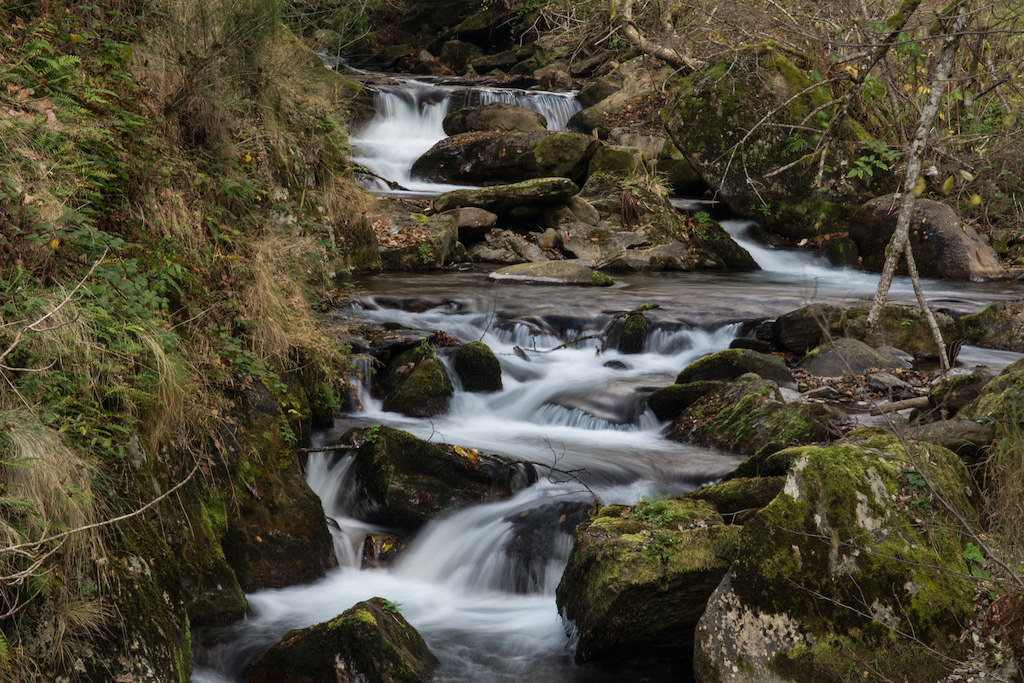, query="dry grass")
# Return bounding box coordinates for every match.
[0,411,109,678]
